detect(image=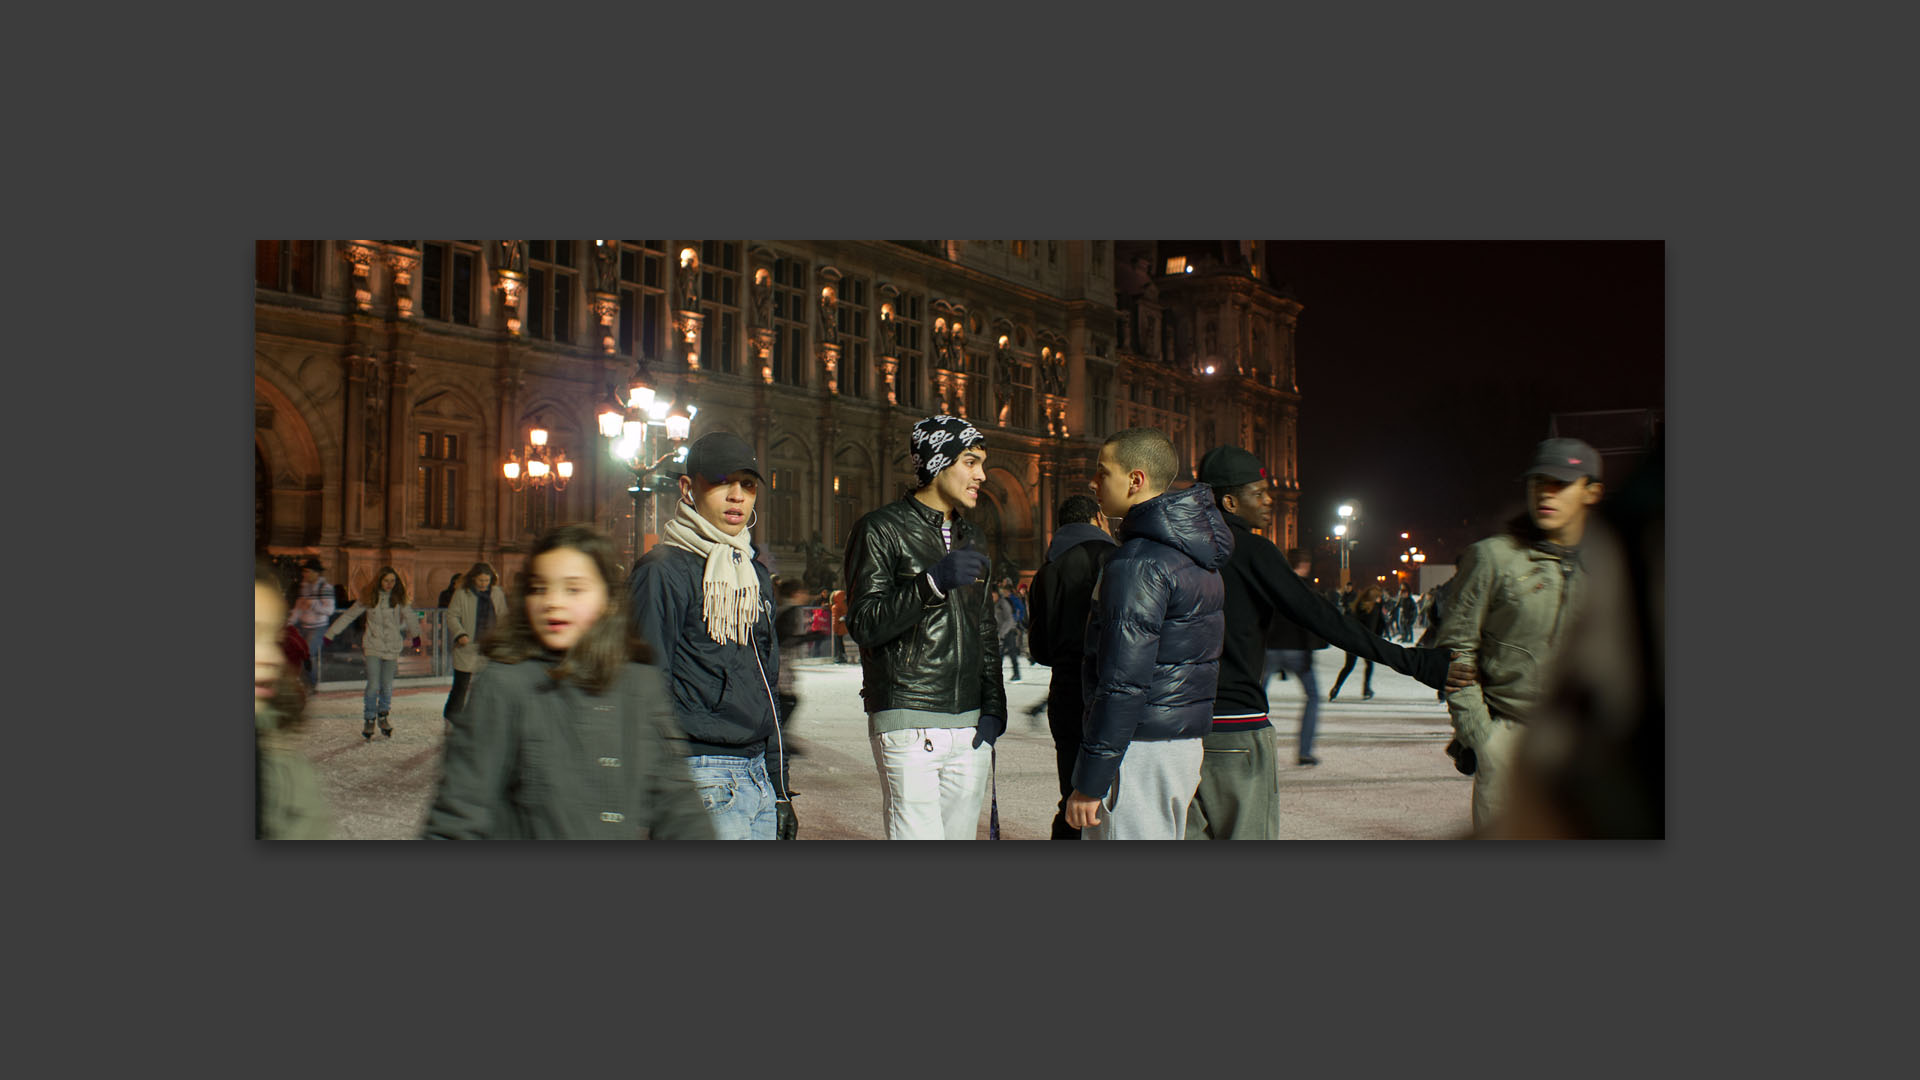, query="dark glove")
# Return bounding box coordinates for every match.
[1445,737,1477,776]
[775,799,798,840]
[929,543,991,594]
[972,714,1007,749]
